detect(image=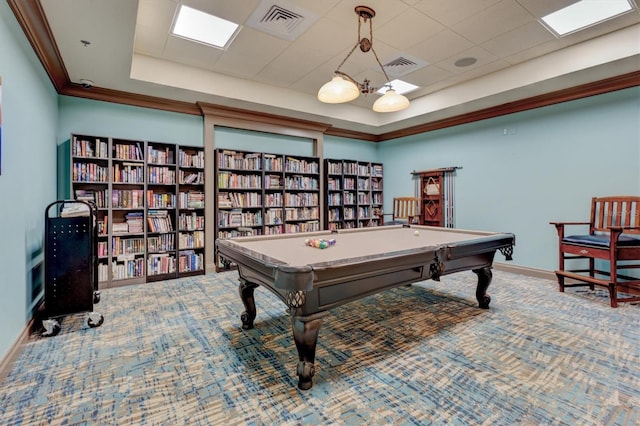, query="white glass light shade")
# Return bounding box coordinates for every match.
[317,76,360,103]
[372,89,410,112]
